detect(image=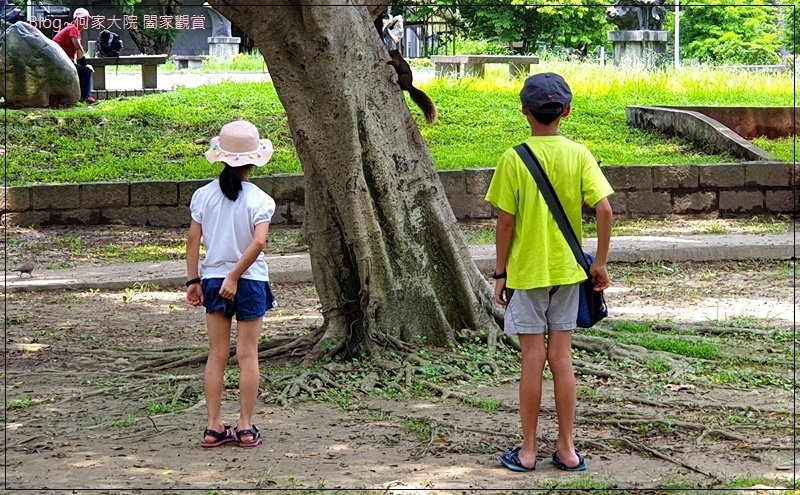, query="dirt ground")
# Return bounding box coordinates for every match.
[5,256,796,494]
